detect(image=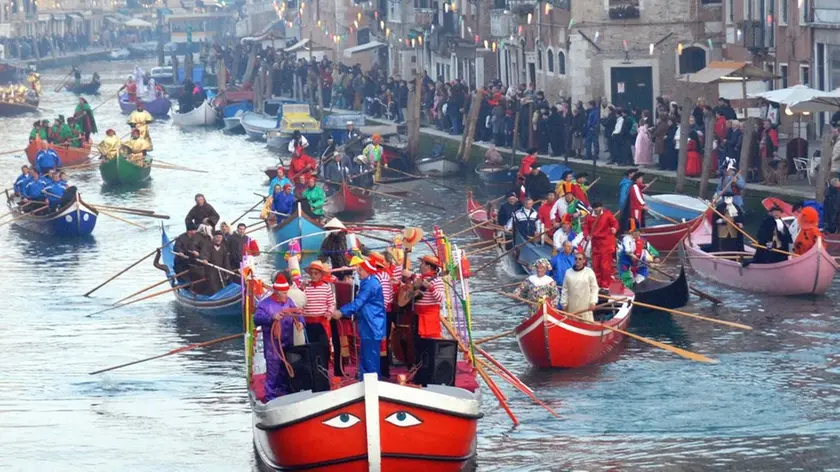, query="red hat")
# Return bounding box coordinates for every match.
[359,258,378,274]
[307,175,317,182]
[272,274,290,292]
[283,183,292,190]
[368,252,387,268]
